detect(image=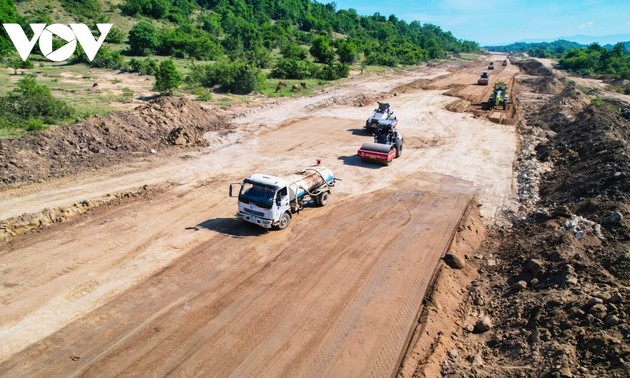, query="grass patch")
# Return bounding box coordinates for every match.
[0,127,25,138]
[456,52,481,61]
[591,97,604,106]
[578,85,600,95]
[258,78,323,97]
[608,84,630,95]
